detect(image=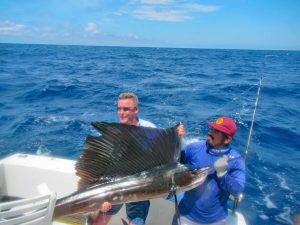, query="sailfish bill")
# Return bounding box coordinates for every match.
[53,122,210,218]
